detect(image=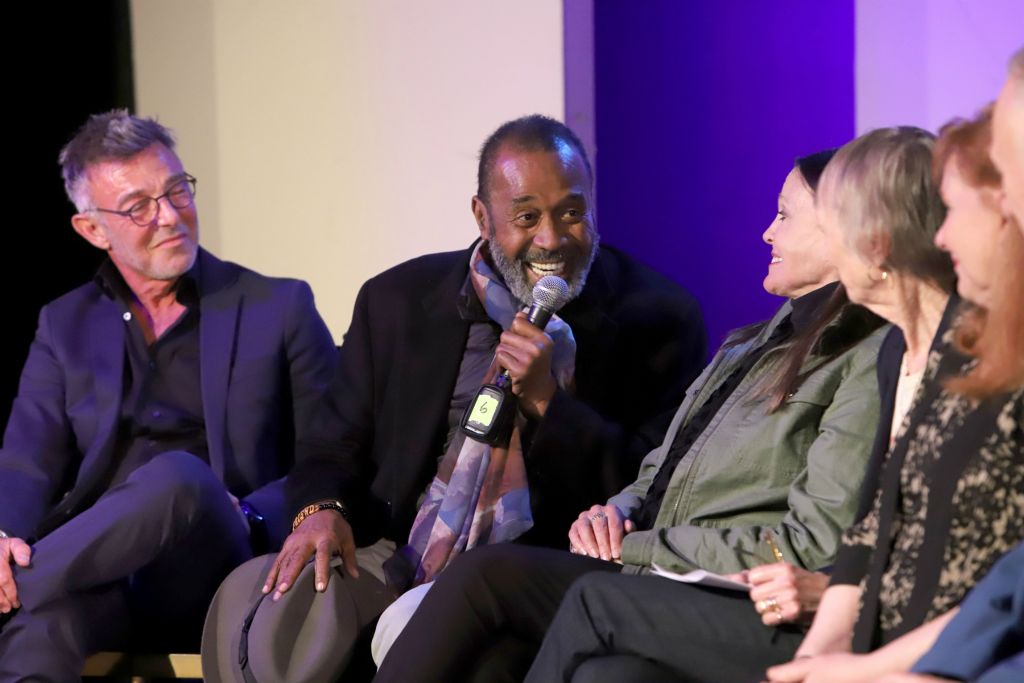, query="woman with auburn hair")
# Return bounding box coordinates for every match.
[766,118,1024,683]
[932,108,1024,397]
